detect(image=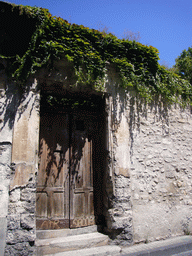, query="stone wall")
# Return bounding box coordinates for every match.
[0,142,12,255]
[104,69,192,244]
[104,67,192,245]
[3,77,40,256]
[131,102,192,243]
[0,62,20,256]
